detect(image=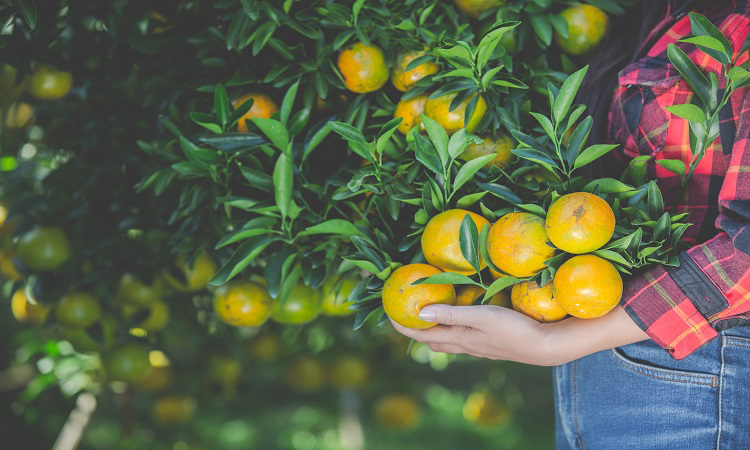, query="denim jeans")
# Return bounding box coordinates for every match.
[554,326,750,449]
